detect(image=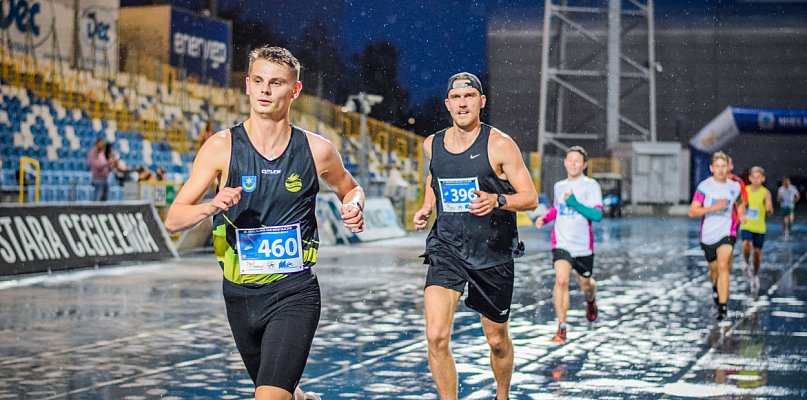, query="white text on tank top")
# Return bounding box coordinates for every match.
[553,176,603,257]
[694,177,741,245]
